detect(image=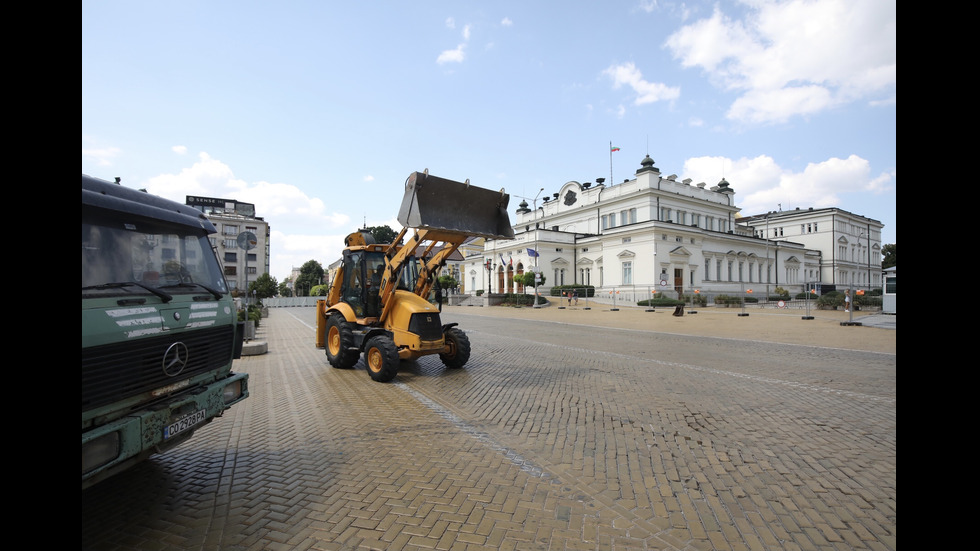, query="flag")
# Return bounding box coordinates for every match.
[500,254,505,267]
[509,255,513,267]
[611,146,620,152]
[527,248,539,258]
